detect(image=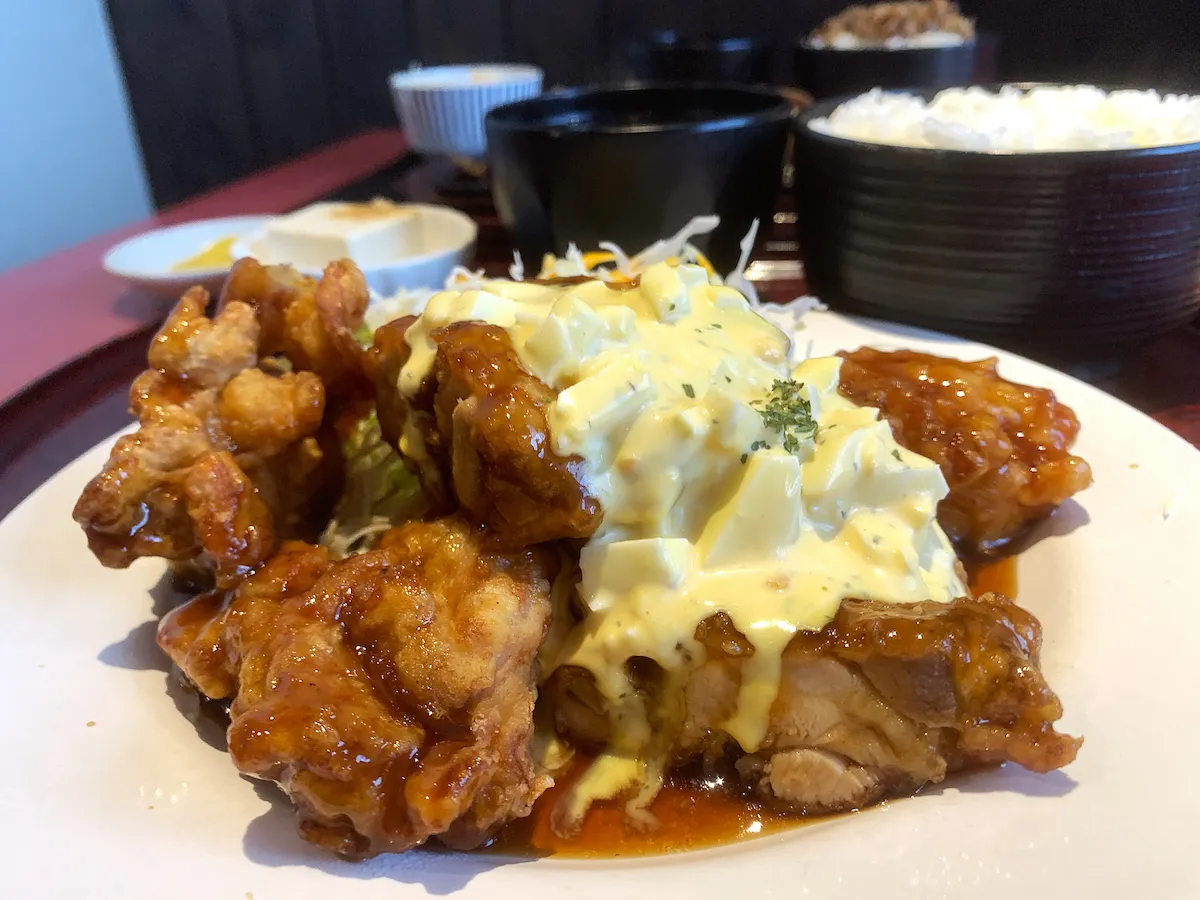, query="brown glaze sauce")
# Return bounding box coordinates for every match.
[966,555,1018,599]
[531,275,640,290]
[487,758,805,858]
[488,556,1020,859]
